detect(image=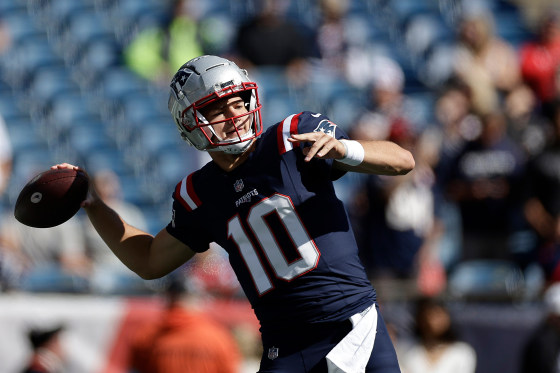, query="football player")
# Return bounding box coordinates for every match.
[54,55,414,372]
